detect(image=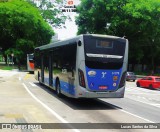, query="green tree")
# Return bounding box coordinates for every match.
[28,0,67,28]
[0,0,54,64]
[76,0,128,35]
[76,0,160,72]
[123,0,160,71]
